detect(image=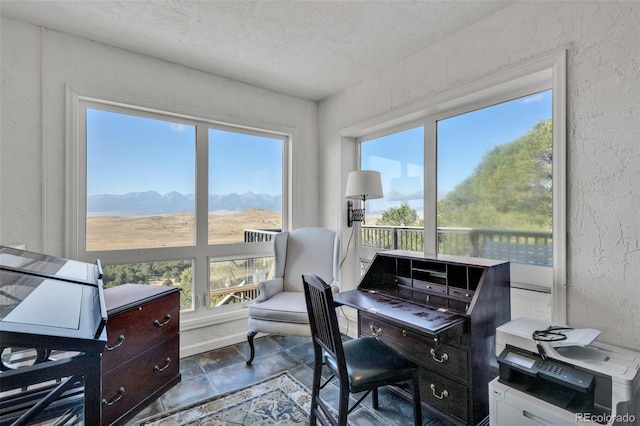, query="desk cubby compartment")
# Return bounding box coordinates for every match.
[397,257,411,277]
[412,260,447,286]
[447,264,484,291]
